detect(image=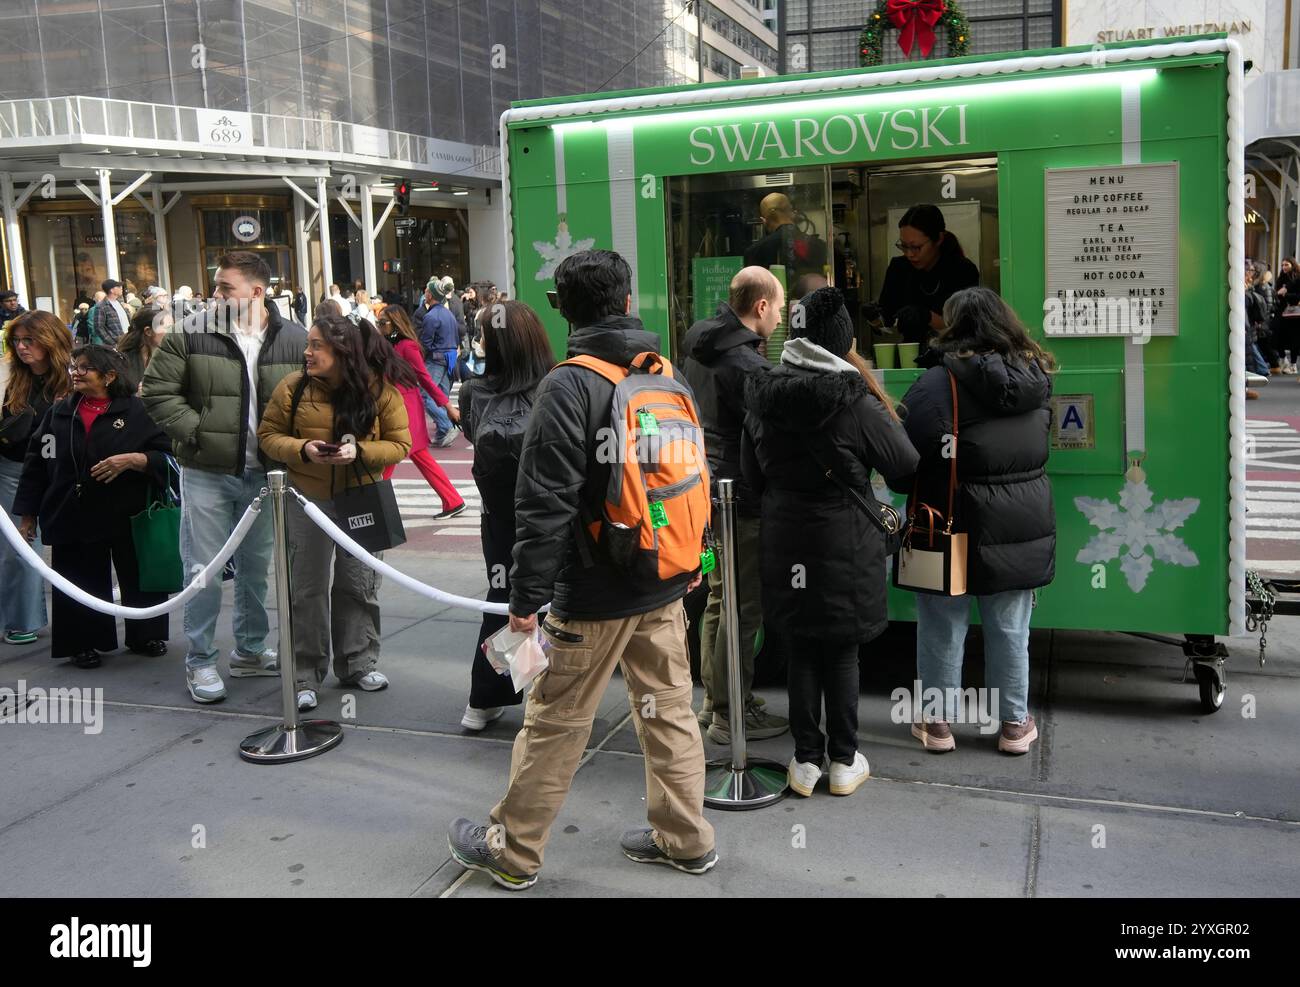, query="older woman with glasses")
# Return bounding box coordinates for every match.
[14,345,173,668]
